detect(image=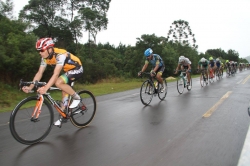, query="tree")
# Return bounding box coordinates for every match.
[0,0,13,19]
[167,19,198,49]
[78,0,111,44]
